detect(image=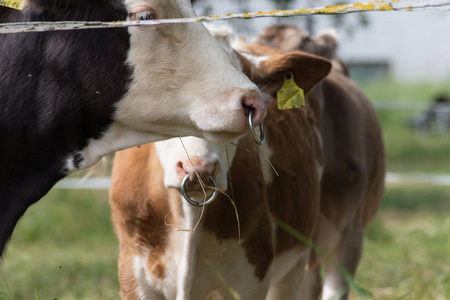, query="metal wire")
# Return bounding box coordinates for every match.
[0,0,449,34]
